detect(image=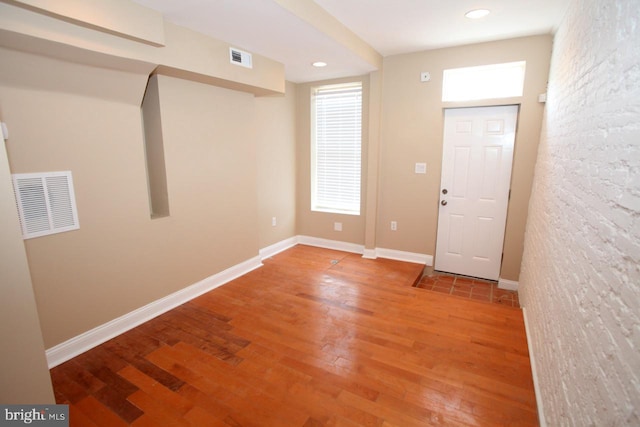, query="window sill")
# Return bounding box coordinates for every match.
[311,207,360,216]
